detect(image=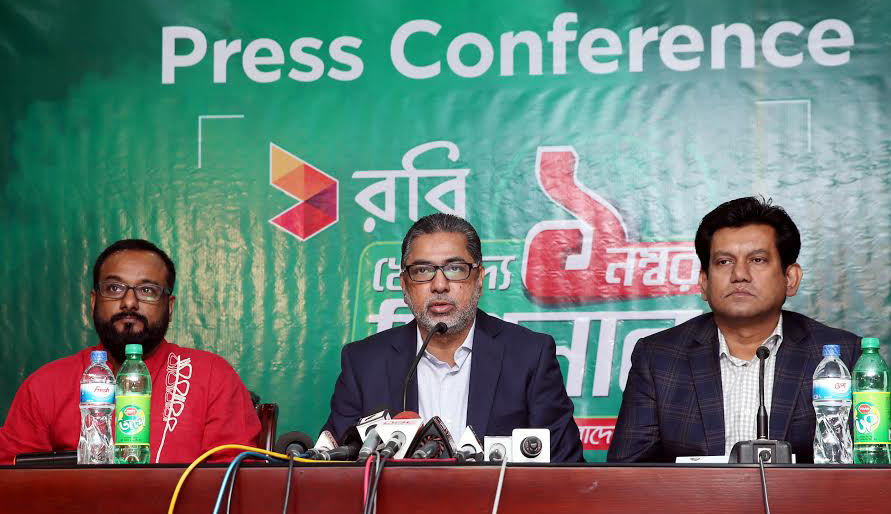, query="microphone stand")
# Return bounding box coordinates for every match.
[403,322,448,412]
[729,345,792,463]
